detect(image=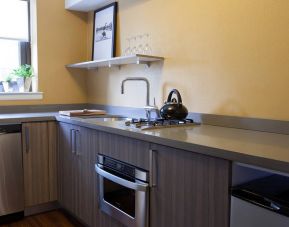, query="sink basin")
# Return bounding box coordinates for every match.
[85,117,129,122]
[76,115,130,123]
[74,114,121,119]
